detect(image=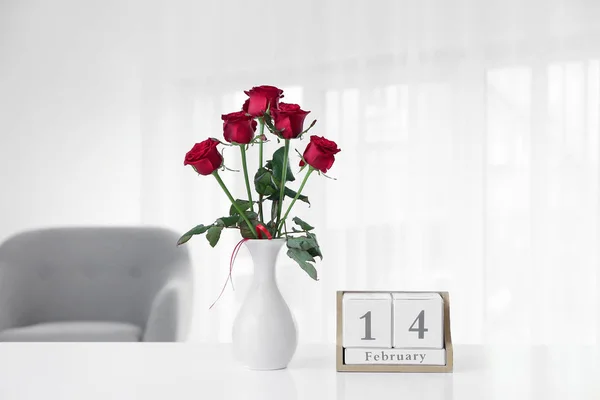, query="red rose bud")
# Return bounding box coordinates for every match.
[300,135,341,173]
[271,103,310,139]
[222,111,257,144]
[243,85,284,117]
[184,138,223,175]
